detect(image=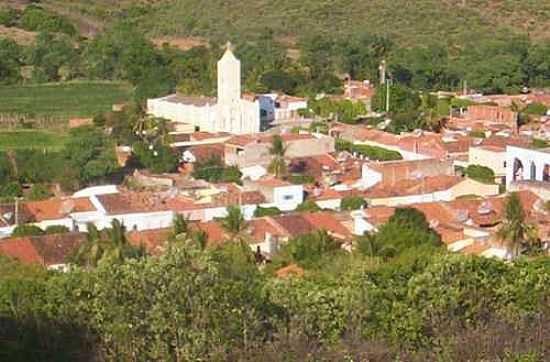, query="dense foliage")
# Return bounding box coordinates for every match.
[1,238,549,361]
[336,139,403,161]
[192,156,242,184]
[465,164,496,184]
